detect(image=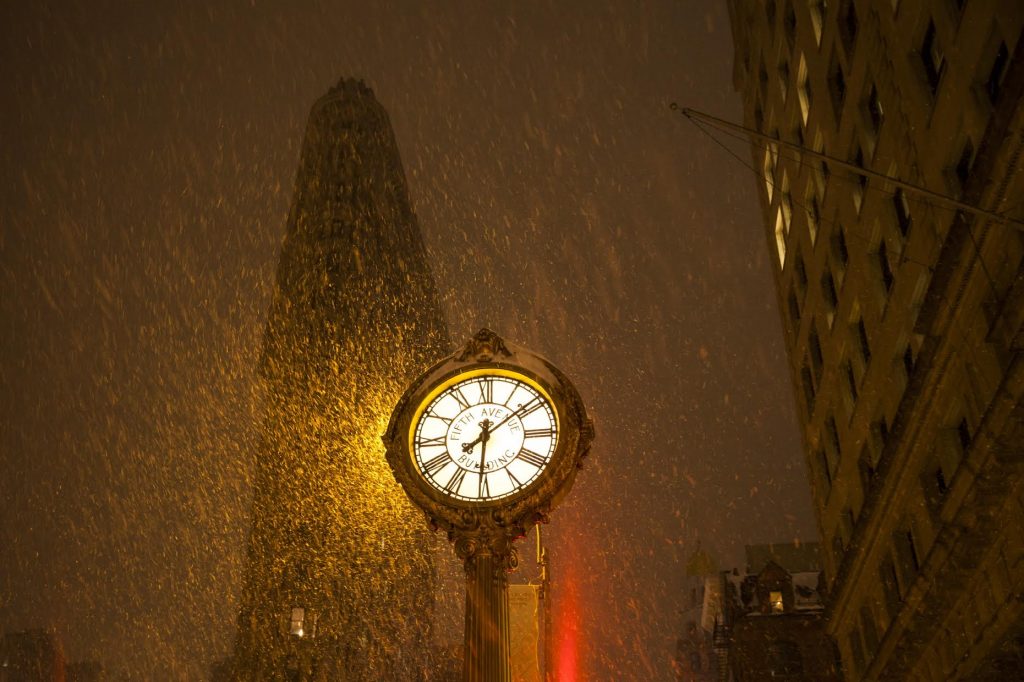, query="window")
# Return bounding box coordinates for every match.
[810,0,827,46]
[844,359,859,407]
[802,364,816,414]
[858,445,877,493]
[922,20,945,95]
[877,240,895,293]
[789,290,802,329]
[817,448,833,497]
[955,138,975,192]
[840,507,856,543]
[920,456,951,517]
[784,0,797,46]
[775,208,789,266]
[825,414,842,462]
[867,83,884,133]
[770,590,785,613]
[798,54,811,126]
[855,318,871,367]
[893,187,912,236]
[764,140,779,200]
[880,555,902,620]
[861,605,880,655]
[794,248,808,295]
[839,0,858,55]
[775,171,793,266]
[829,50,847,122]
[893,527,921,591]
[987,41,1010,103]
[806,192,821,244]
[853,146,867,212]
[779,59,791,101]
[832,225,849,283]
[290,607,306,637]
[822,267,839,325]
[957,417,972,453]
[849,629,866,674]
[810,326,824,381]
